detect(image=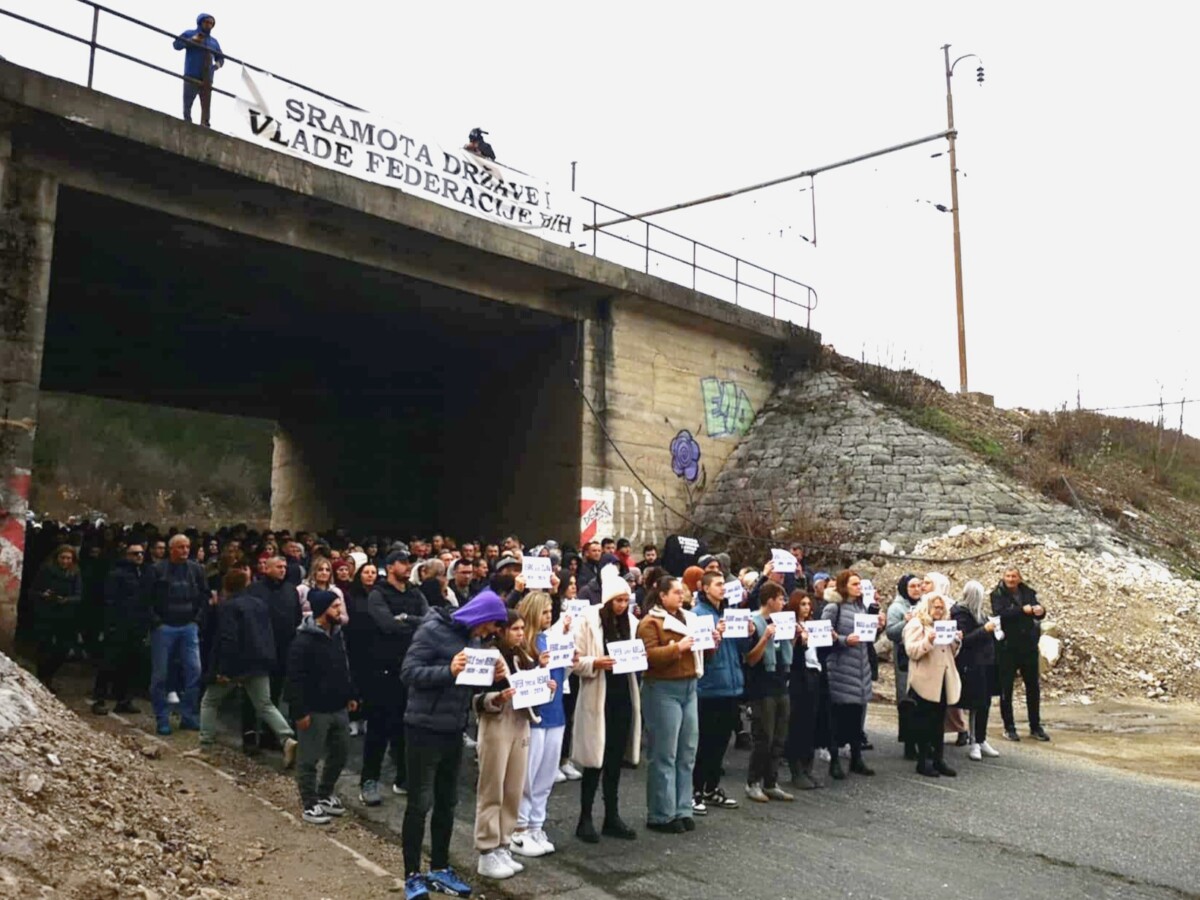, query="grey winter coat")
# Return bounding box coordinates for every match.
[886,593,918,702]
[821,588,874,706]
